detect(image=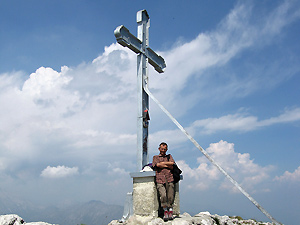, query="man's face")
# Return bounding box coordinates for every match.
[159,144,168,156]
